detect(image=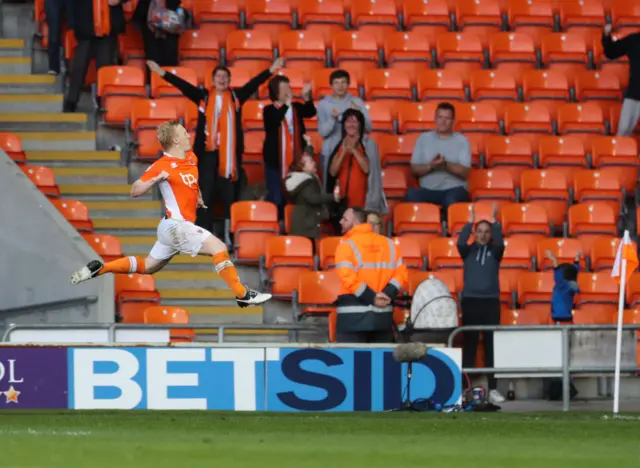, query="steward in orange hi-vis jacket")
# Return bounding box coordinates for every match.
[335,218,408,339]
